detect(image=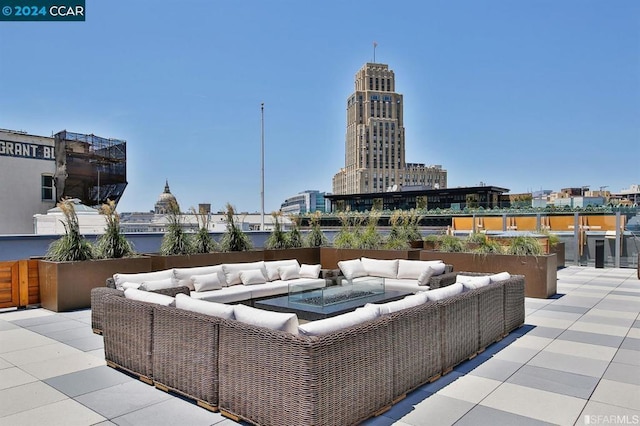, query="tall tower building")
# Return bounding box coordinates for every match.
[332,62,446,195]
